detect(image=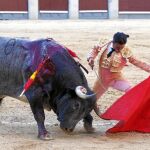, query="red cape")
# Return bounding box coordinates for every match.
[101,76,150,133]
